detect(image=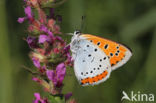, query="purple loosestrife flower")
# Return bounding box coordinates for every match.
[46,63,66,87]
[27,36,39,48]
[65,92,72,101]
[40,25,54,38]
[40,25,48,33]
[17,17,26,23]
[33,93,48,103]
[25,6,33,19]
[32,57,40,68]
[19,0,74,102]
[39,34,51,43]
[63,45,73,66]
